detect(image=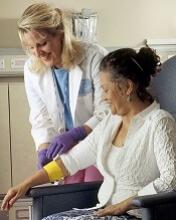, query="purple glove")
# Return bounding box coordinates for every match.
[46,126,87,159]
[37,148,52,169]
